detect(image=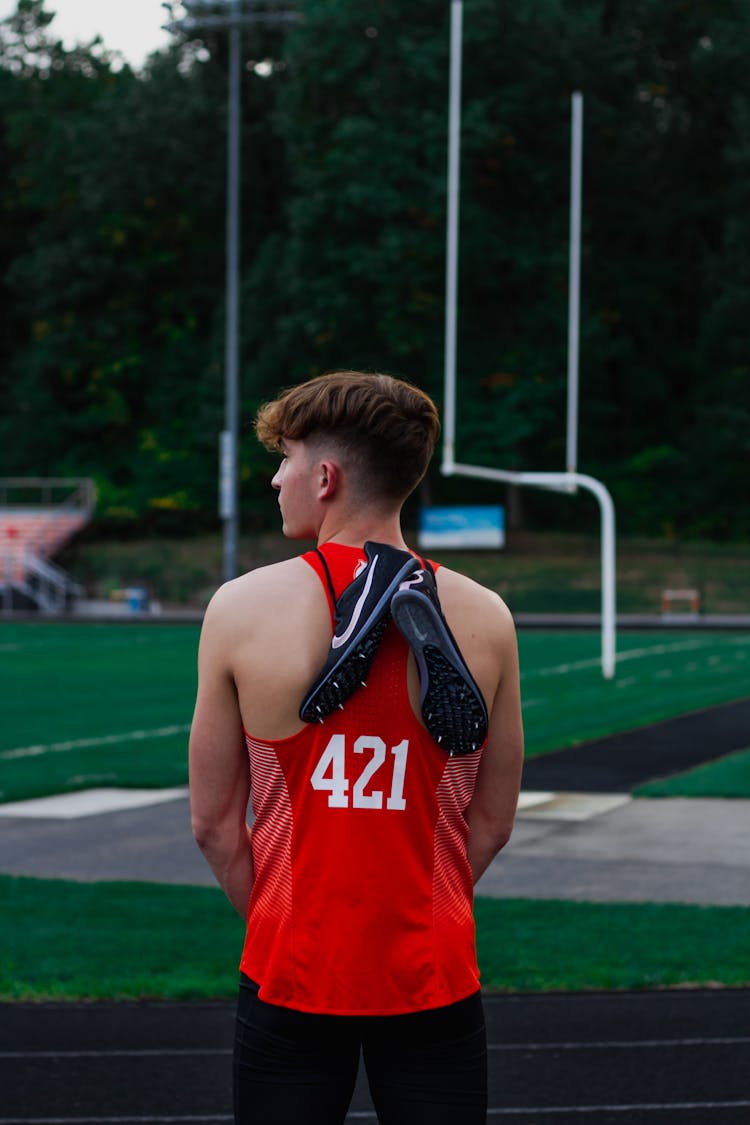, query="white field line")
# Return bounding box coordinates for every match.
[0,724,191,762]
[522,635,750,681]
